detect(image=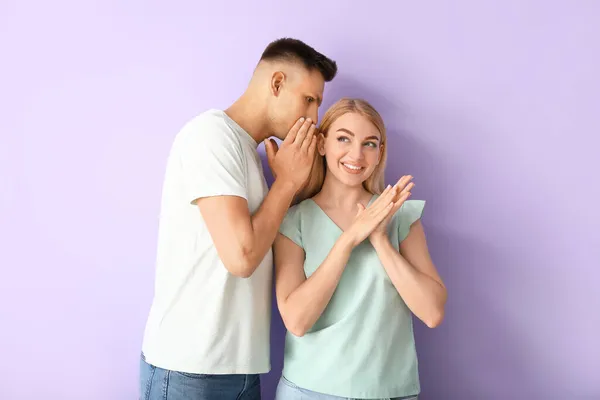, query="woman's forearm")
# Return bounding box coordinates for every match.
[371,235,447,327]
[280,233,355,337]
